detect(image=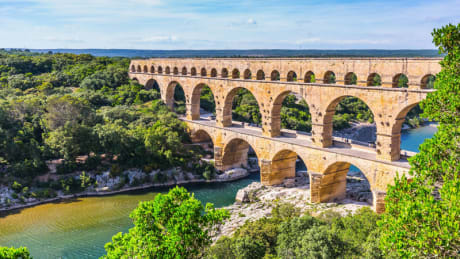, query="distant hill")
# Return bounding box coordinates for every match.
[24,49,442,58]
